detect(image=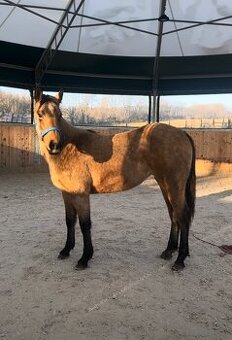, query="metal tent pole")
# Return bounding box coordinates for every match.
[29,89,34,124]
[35,0,86,86]
[156,95,160,122]
[152,0,169,122]
[148,95,152,123]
